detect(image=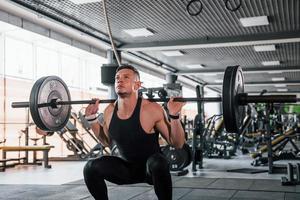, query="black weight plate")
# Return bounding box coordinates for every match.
[162,144,190,171]
[30,77,48,131]
[164,146,185,171]
[222,66,245,134]
[30,76,71,131]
